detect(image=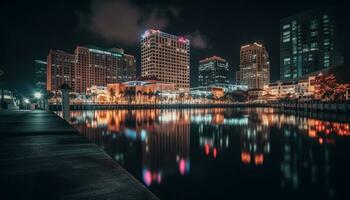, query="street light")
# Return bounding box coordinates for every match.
[34,92,43,109]
[34,92,42,99]
[24,98,30,104]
